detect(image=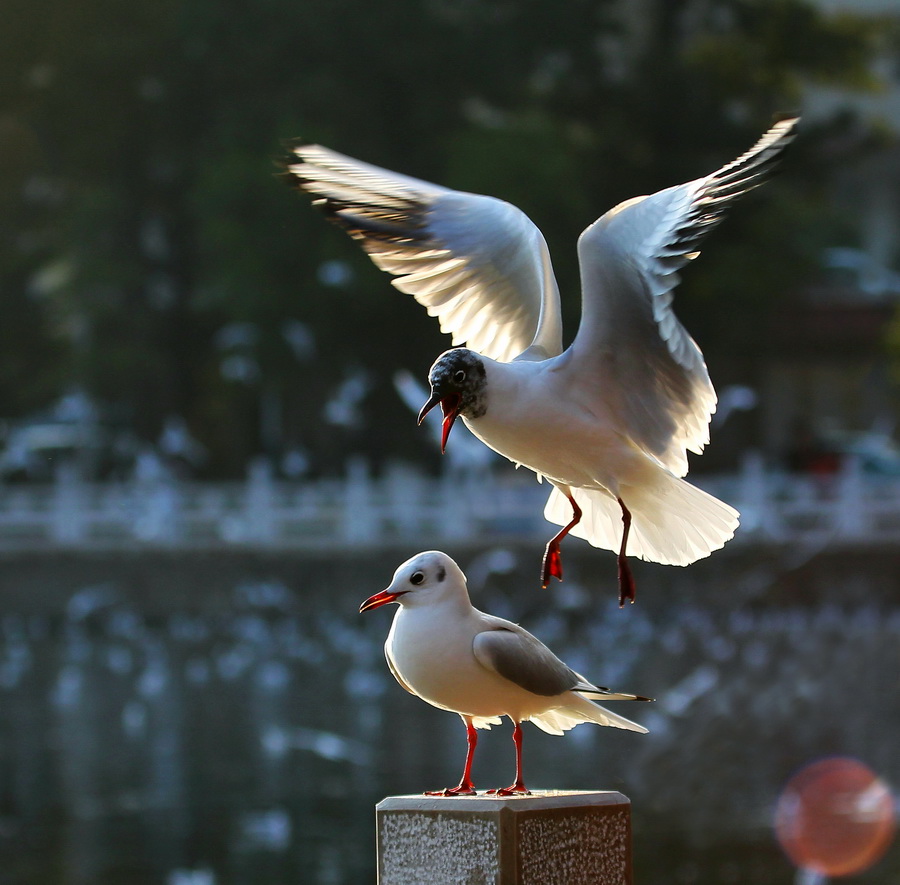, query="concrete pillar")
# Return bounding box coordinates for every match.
[376,791,632,885]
